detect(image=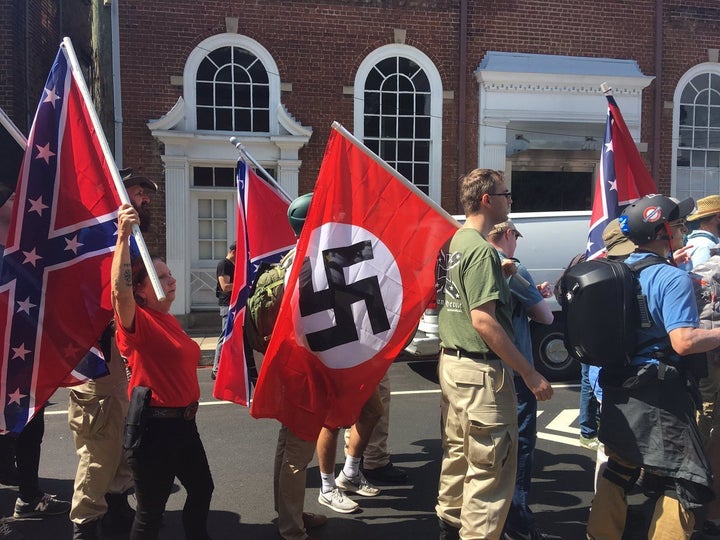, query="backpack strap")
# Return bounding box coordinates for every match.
[625,255,673,358]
